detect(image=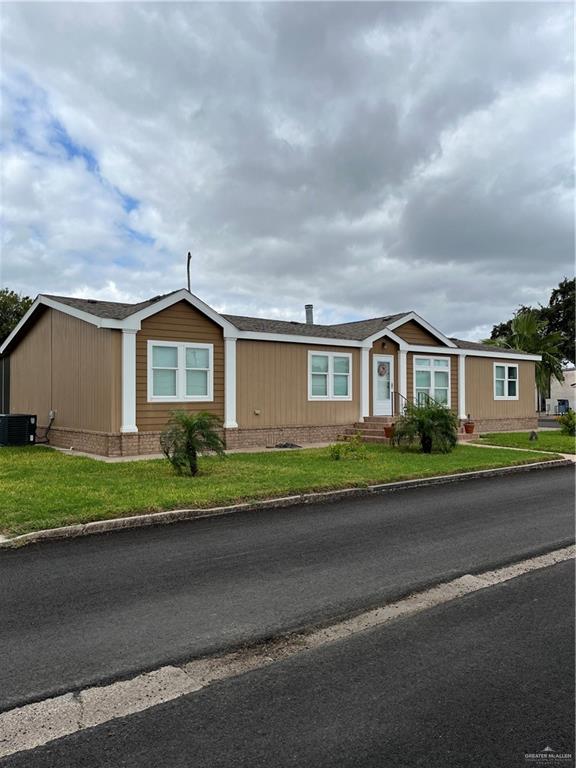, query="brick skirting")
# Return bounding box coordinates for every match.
[44,416,538,457]
[46,427,163,457]
[223,424,354,450]
[45,424,353,456]
[469,417,538,434]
